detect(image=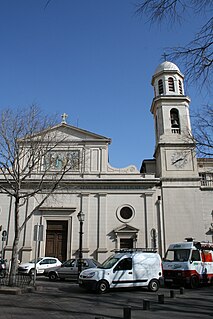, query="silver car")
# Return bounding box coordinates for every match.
[44,258,100,281]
